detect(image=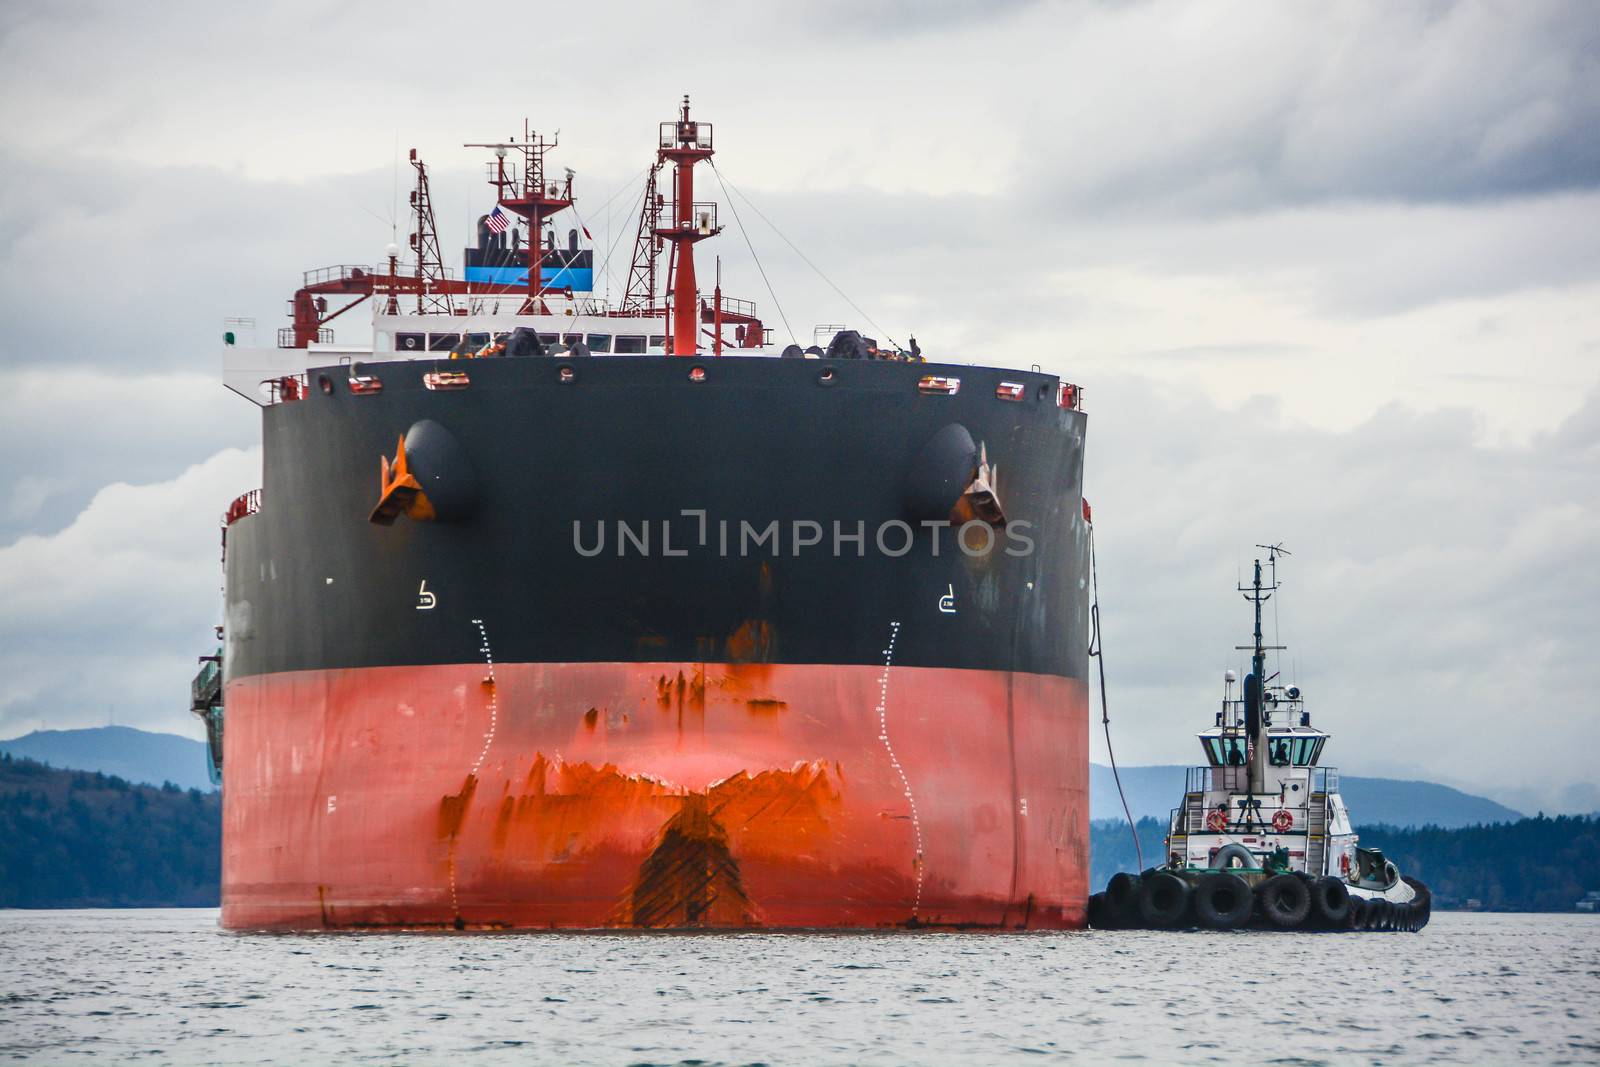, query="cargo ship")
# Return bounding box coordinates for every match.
[193,99,1092,930]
